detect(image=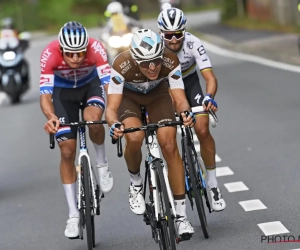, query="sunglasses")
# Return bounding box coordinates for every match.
[136,56,163,69]
[63,49,86,58]
[162,31,185,41]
